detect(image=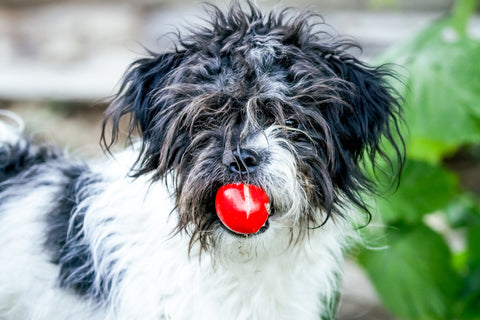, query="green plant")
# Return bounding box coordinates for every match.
[357,0,480,319]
